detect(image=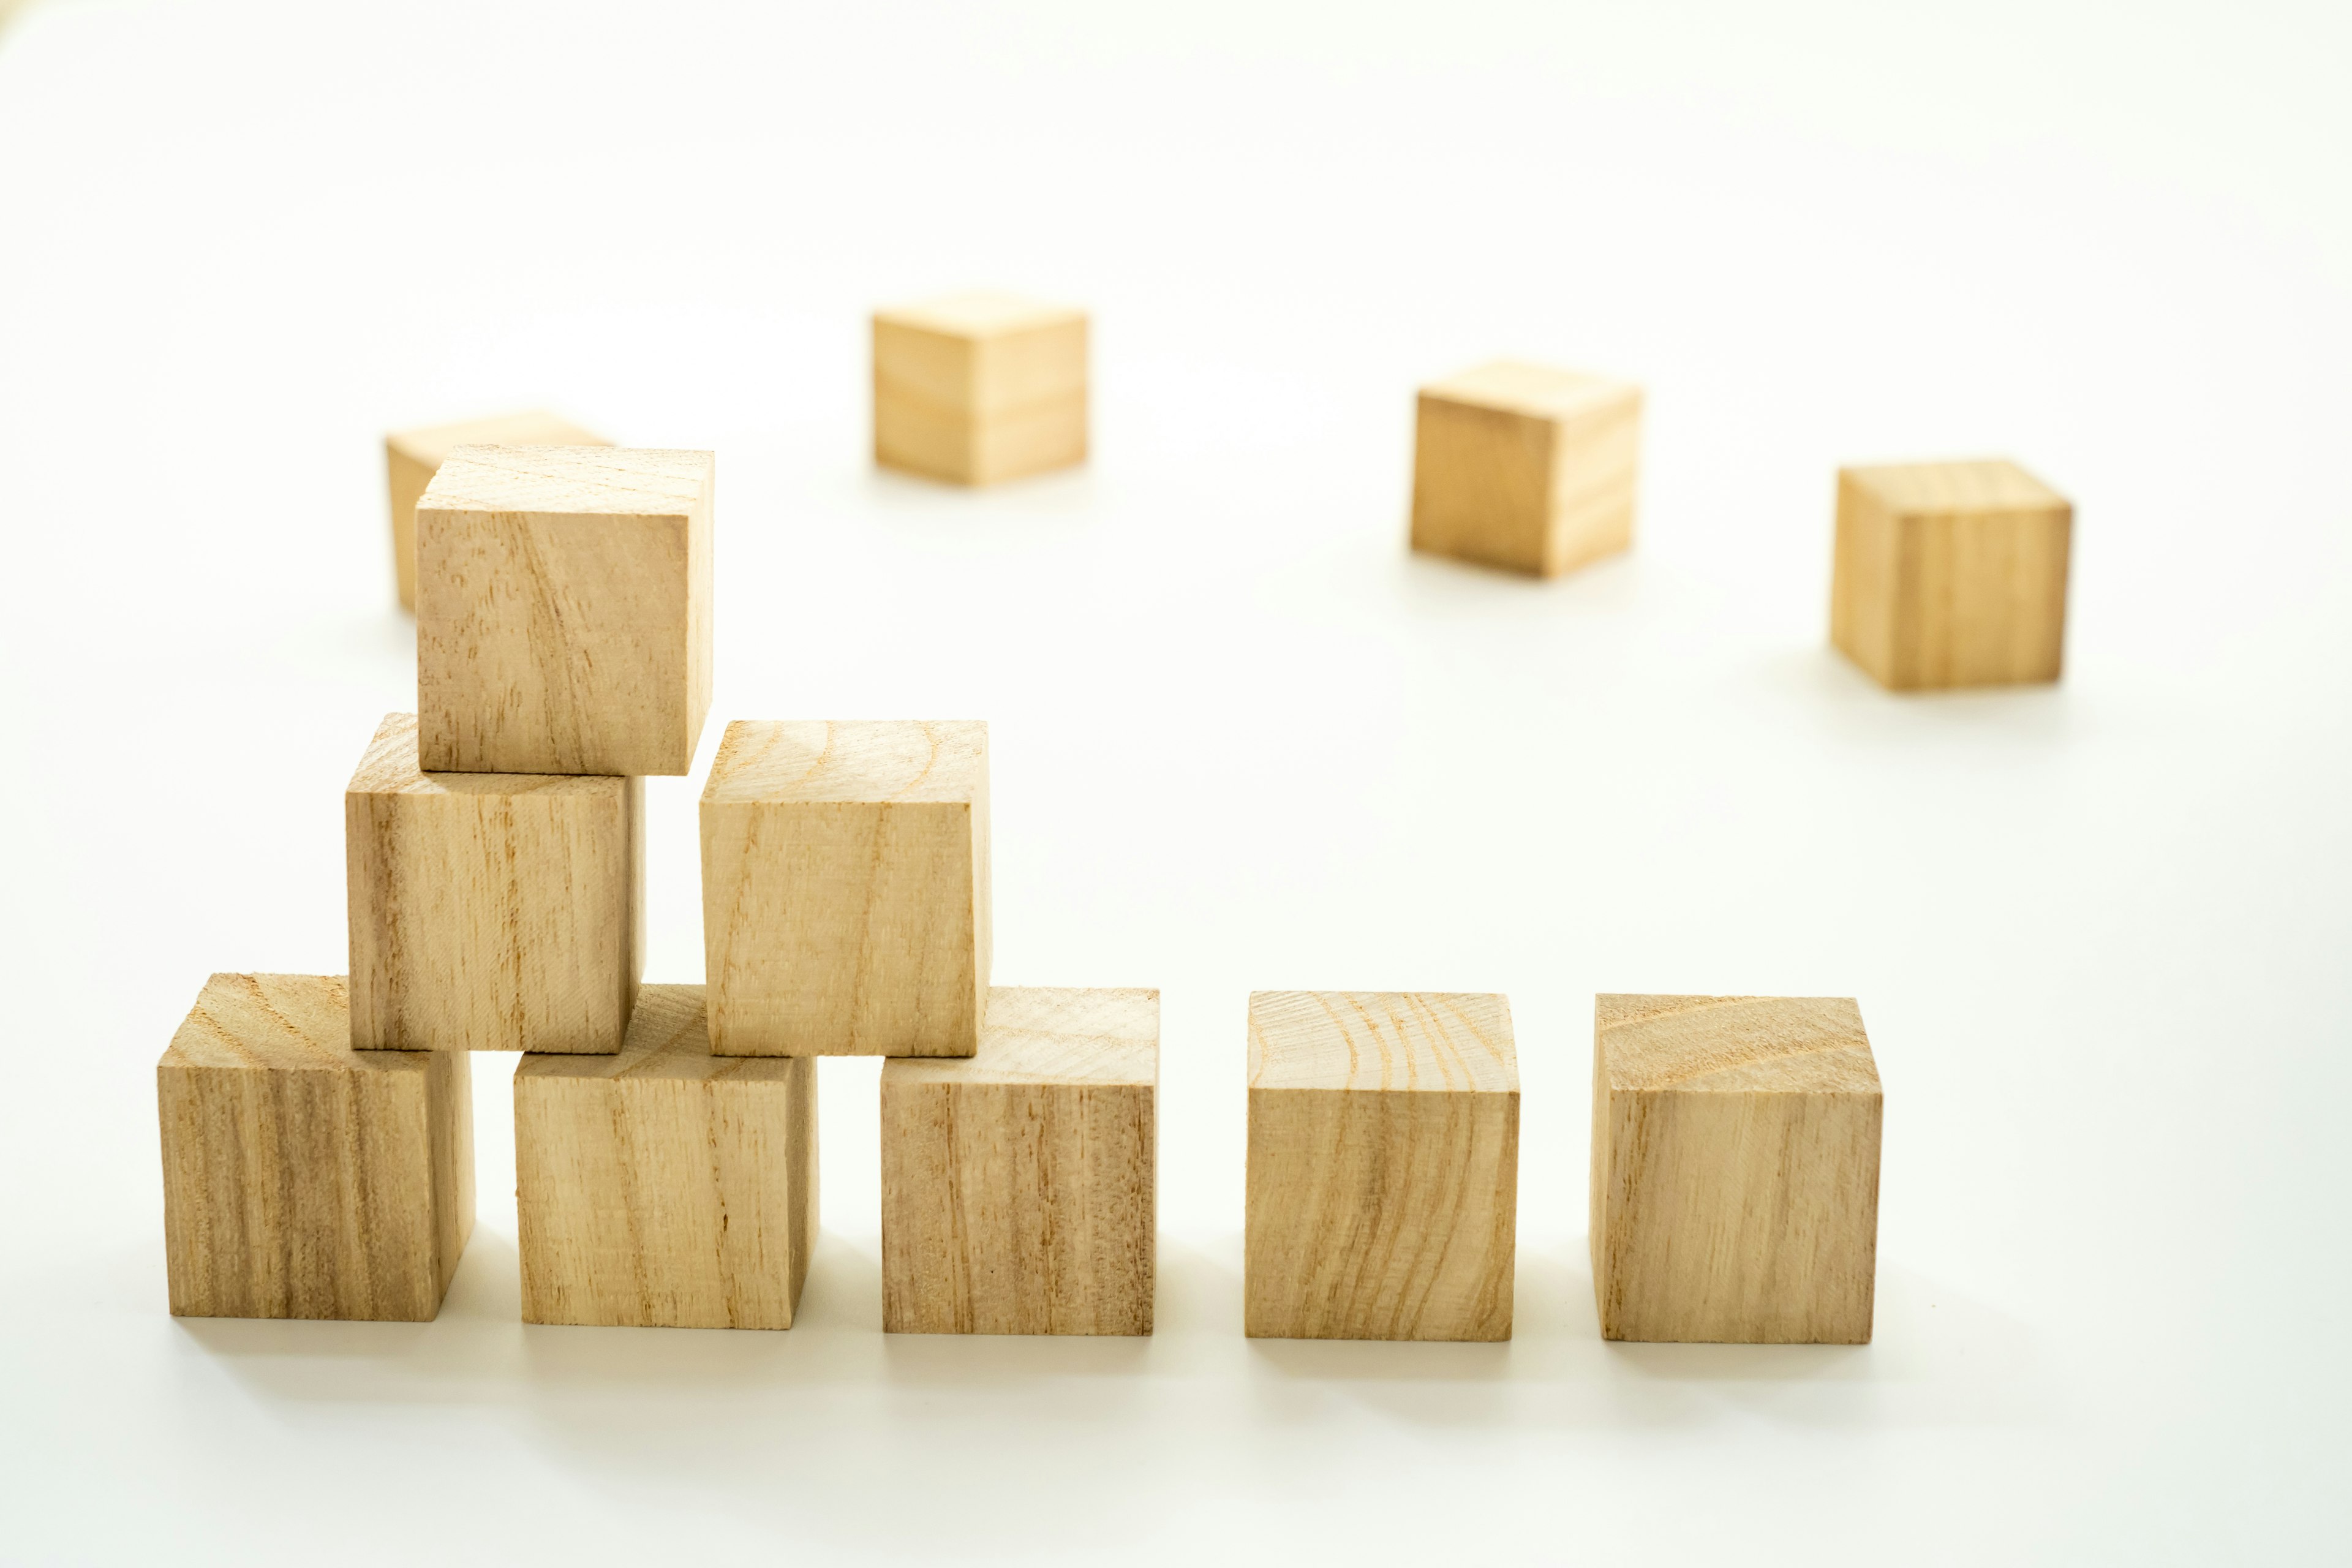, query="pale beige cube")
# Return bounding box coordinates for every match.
[1831,459,2072,690]
[873,292,1088,485]
[158,973,473,1322]
[882,987,1157,1336]
[701,720,989,1057]
[385,412,608,612]
[1409,360,1643,578]
[346,712,642,1055]
[417,445,713,775]
[1591,994,1883,1344]
[1245,990,1520,1341]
